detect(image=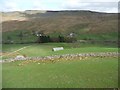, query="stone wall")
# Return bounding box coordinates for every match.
[2,52,119,63]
